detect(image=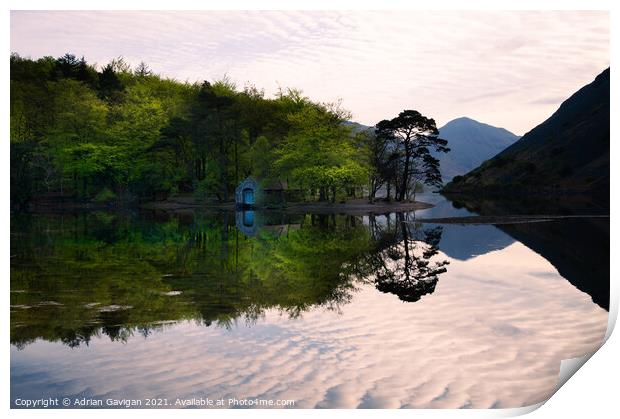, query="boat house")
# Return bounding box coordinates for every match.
[235,177,288,209]
[235,177,258,208]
